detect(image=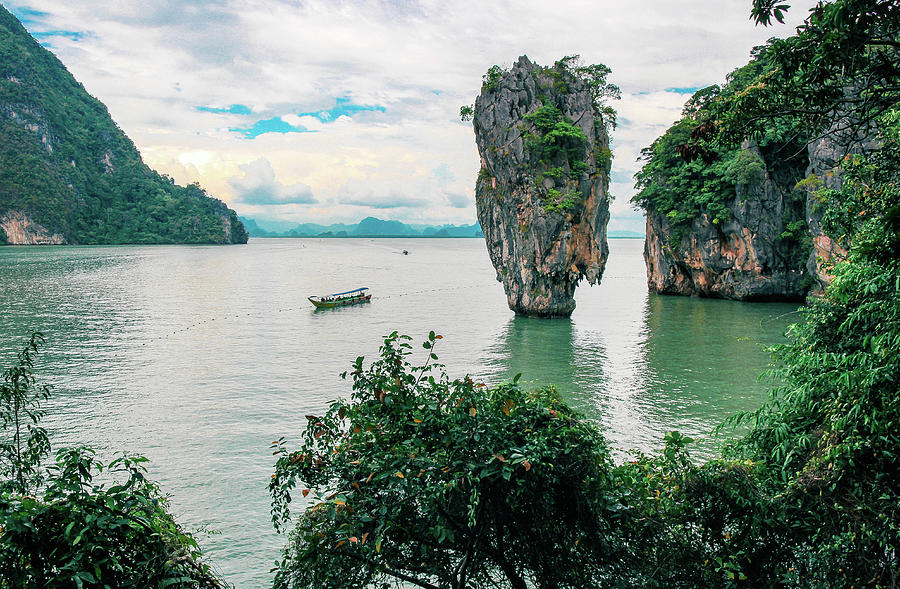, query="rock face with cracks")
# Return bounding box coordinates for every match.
[641,120,881,301]
[643,141,811,301]
[473,56,611,317]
